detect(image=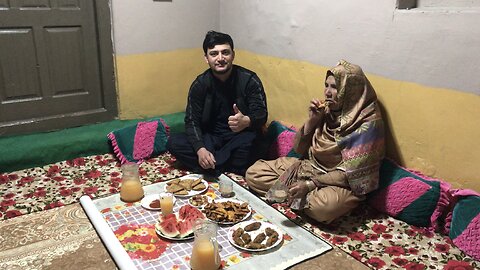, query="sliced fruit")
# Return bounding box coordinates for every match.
[158,213,177,223]
[177,220,194,238]
[158,217,180,238]
[179,205,204,220]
